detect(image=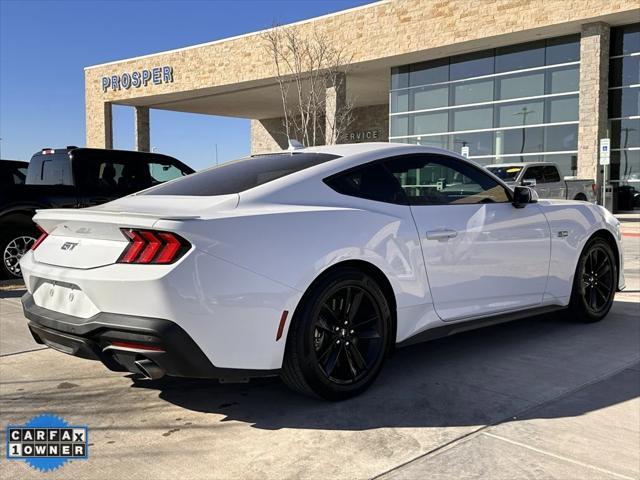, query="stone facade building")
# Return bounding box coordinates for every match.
[84,0,639,209]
